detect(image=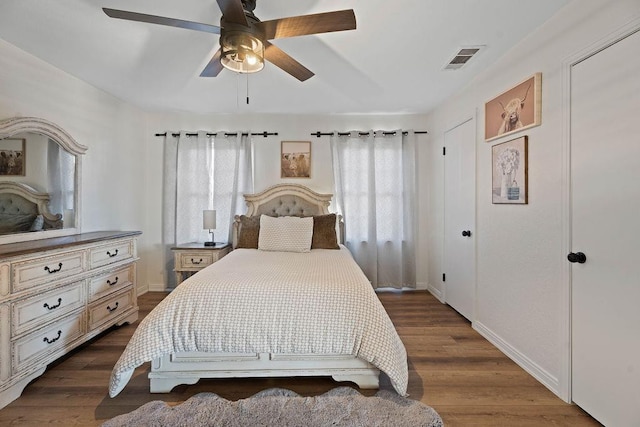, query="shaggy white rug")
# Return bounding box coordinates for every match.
[103,387,443,427]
